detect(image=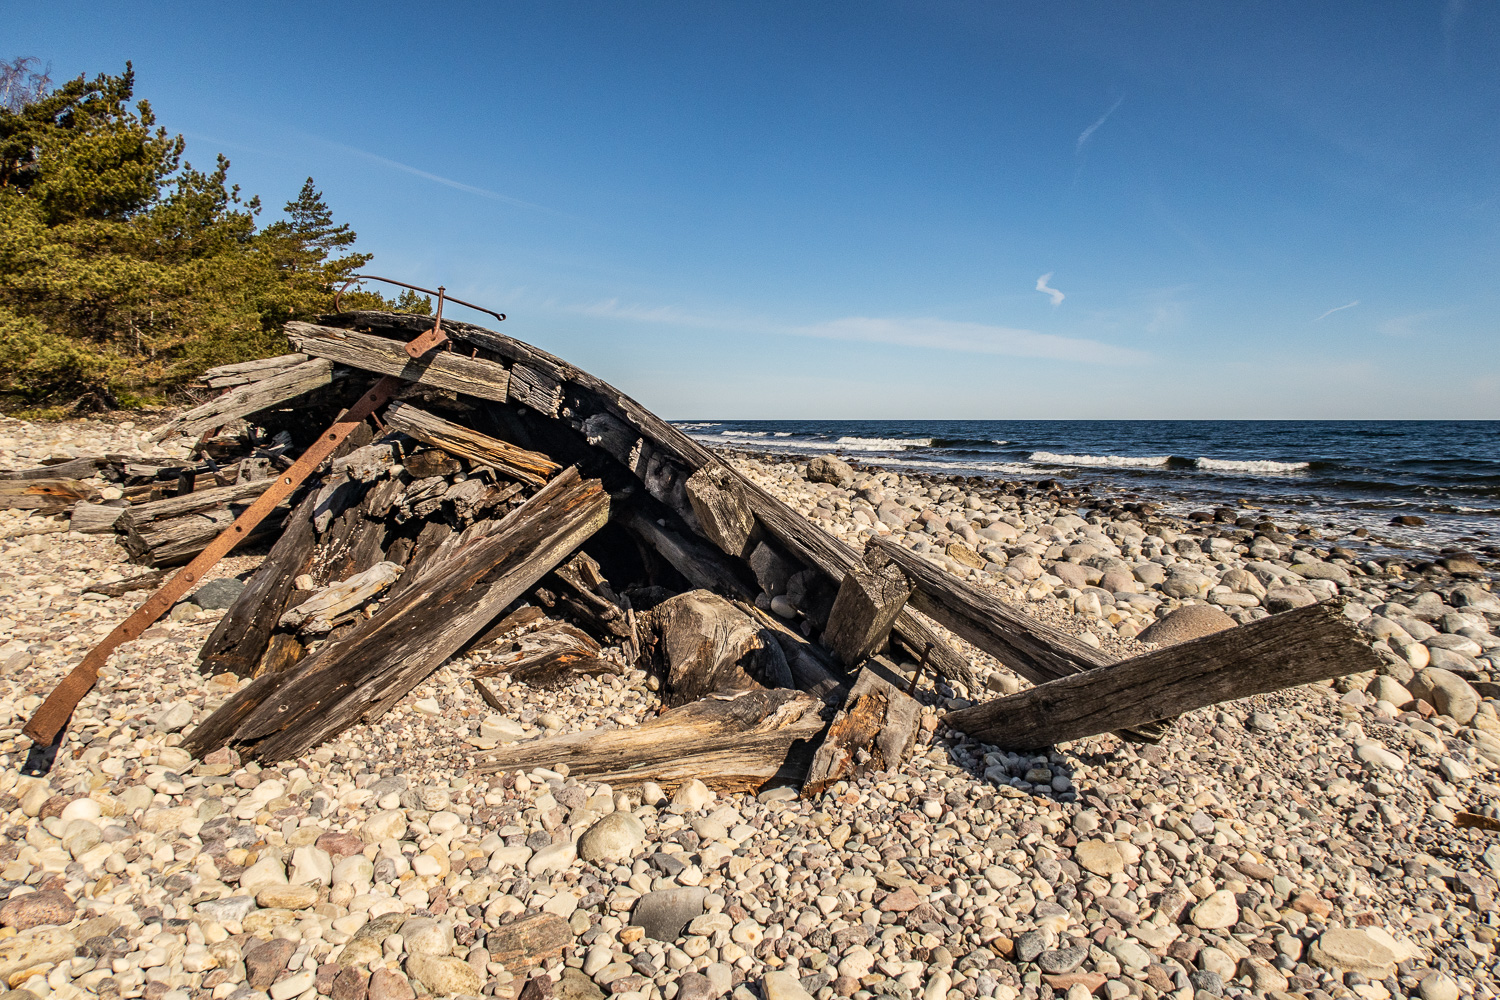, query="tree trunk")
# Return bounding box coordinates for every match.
[804,661,922,796]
